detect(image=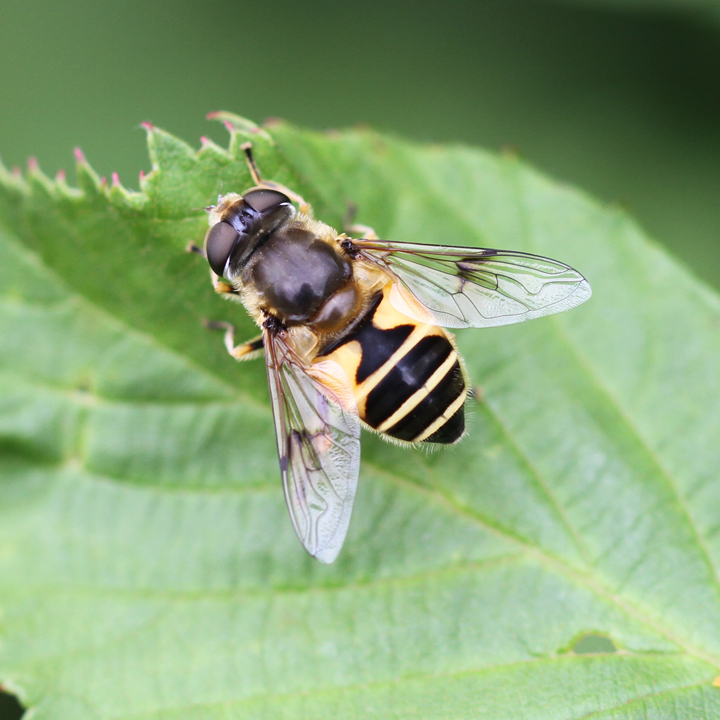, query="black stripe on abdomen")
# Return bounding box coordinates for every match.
[385,360,465,443]
[355,322,414,384]
[316,291,414,383]
[364,334,453,428]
